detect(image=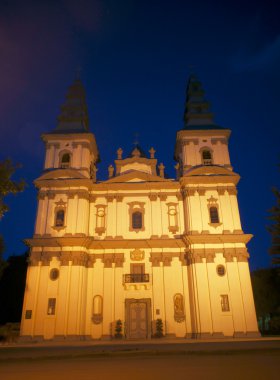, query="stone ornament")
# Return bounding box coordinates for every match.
[174,293,185,323]
[130,249,145,261]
